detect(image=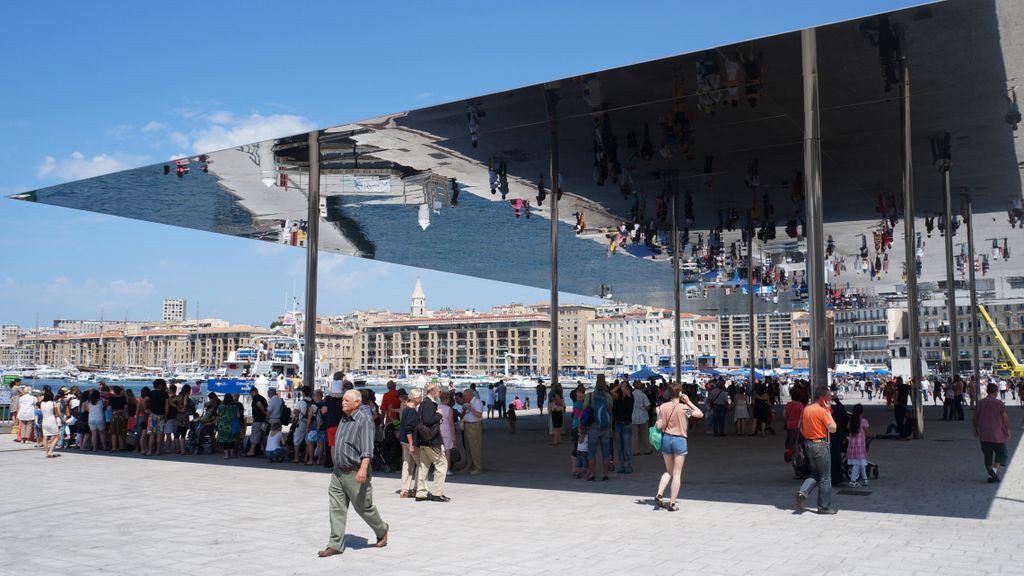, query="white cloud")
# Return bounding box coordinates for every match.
[108,279,155,297]
[414,92,433,101]
[168,153,189,161]
[36,151,150,182]
[169,131,190,148]
[206,110,234,125]
[191,113,316,154]
[142,121,165,133]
